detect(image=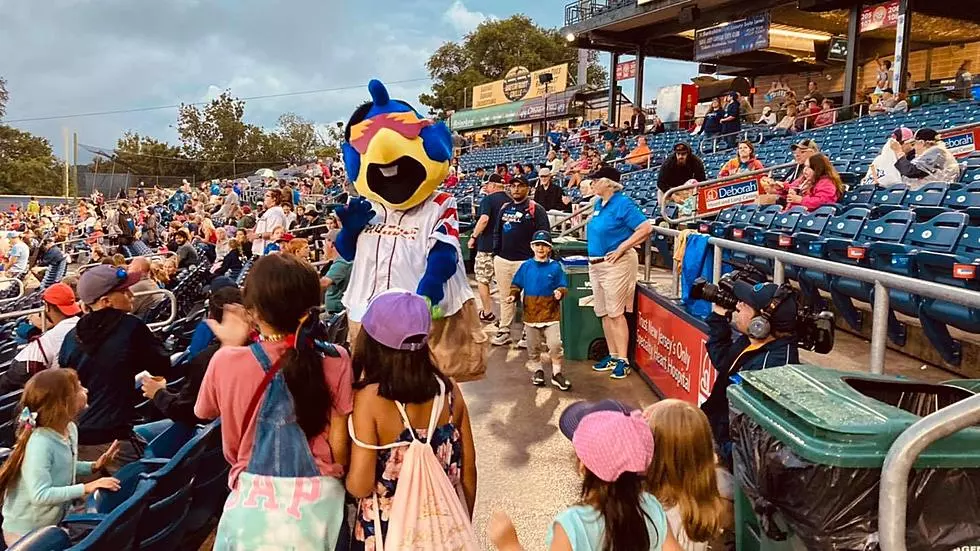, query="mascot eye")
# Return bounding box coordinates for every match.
[349,113,433,155]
